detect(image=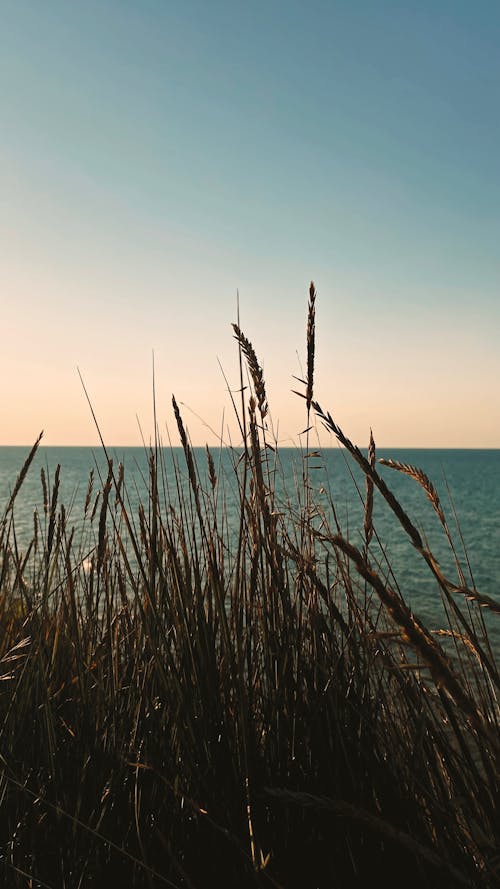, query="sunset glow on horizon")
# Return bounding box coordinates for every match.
[2,2,499,449]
